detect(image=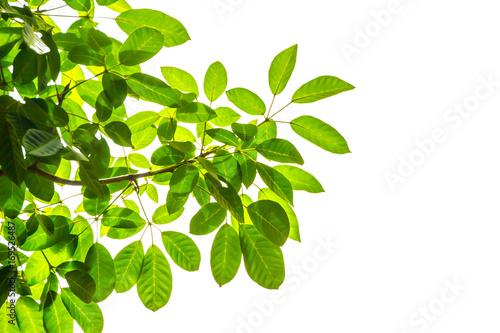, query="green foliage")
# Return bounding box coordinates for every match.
[0,1,355,331]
